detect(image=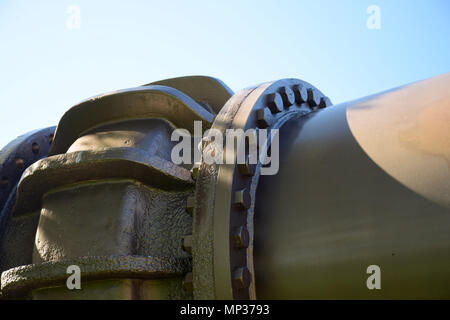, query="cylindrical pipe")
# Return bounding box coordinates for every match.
[254,73,450,299]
